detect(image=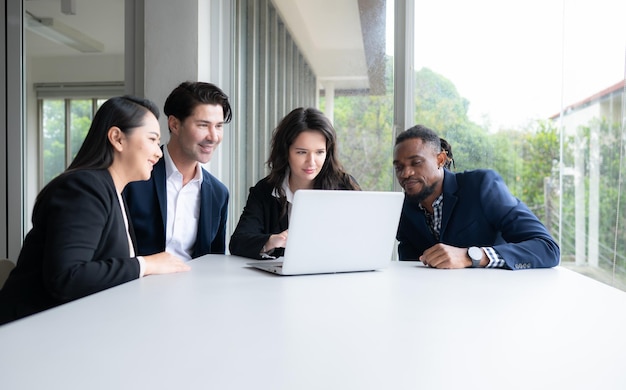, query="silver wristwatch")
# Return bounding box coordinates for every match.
[467,246,482,268]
